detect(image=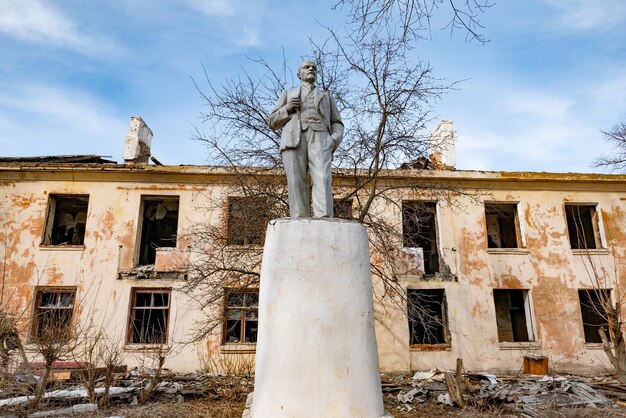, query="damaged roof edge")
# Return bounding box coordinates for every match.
[0,155,117,164]
[0,161,625,187]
